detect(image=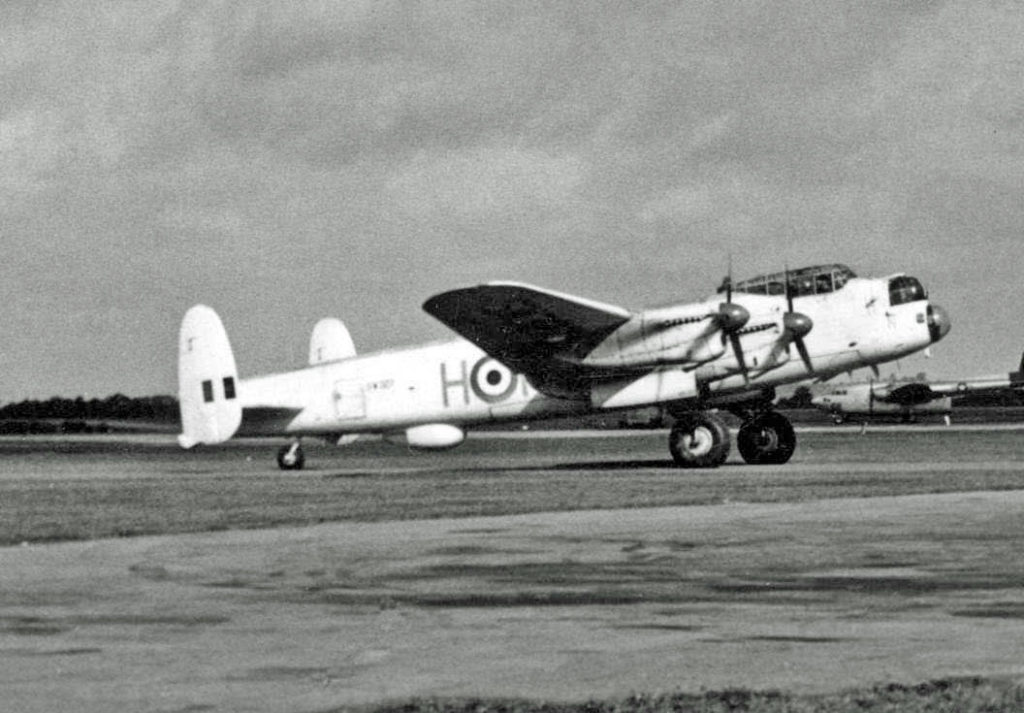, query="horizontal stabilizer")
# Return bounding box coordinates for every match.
[178,305,242,447]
